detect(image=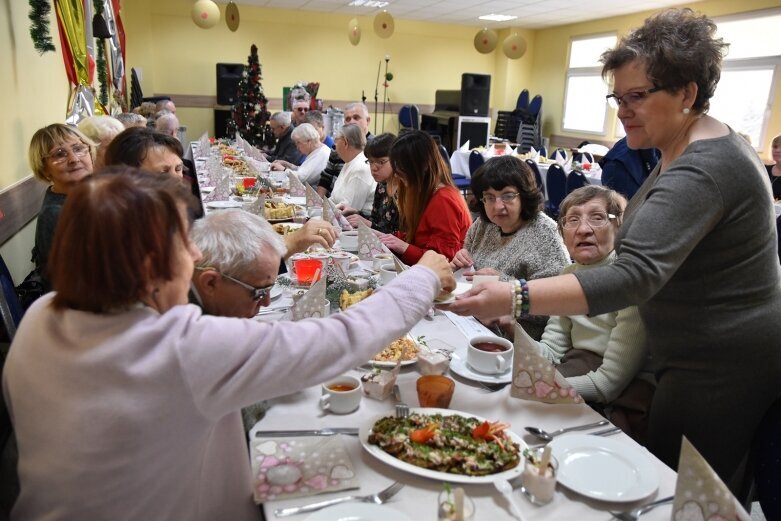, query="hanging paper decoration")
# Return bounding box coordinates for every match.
[105,0,127,105]
[503,33,527,60]
[226,1,240,32]
[348,17,361,46]
[192,0,220,29]
[474,28,498,54]
[373,10,394,39]
[28,0,56,54]
[54,0,95,124]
